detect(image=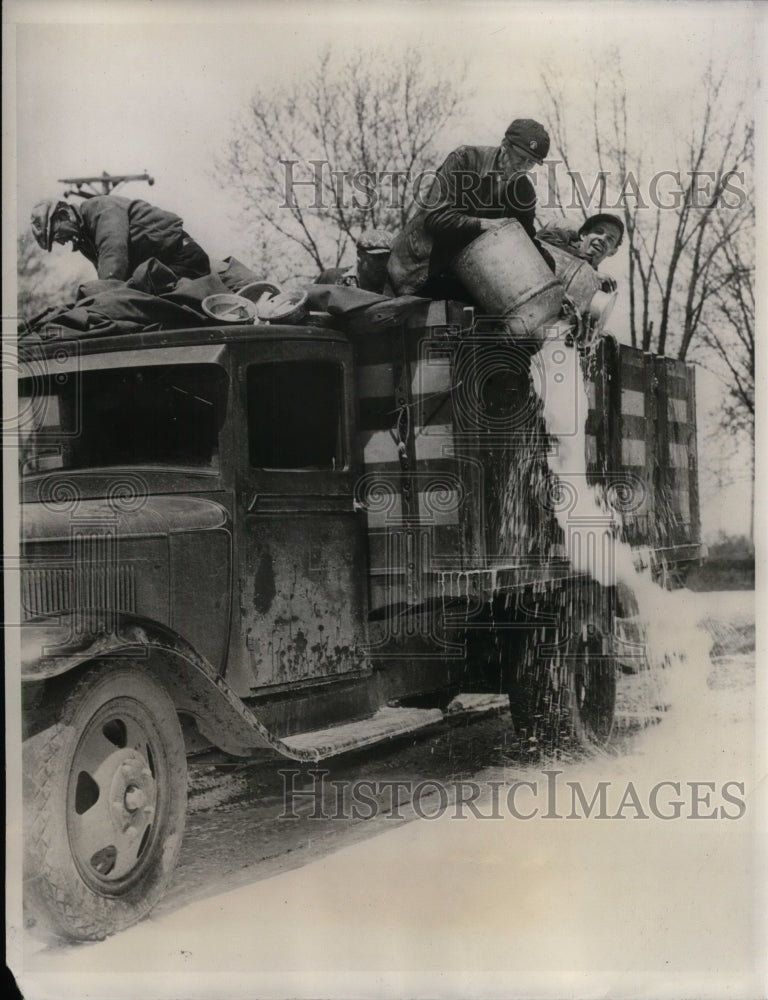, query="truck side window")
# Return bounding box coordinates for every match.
[247,361,345,470]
